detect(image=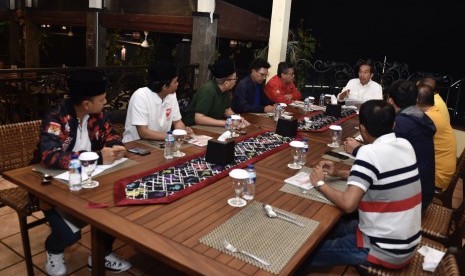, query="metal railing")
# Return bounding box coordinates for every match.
[0,65,197,124]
